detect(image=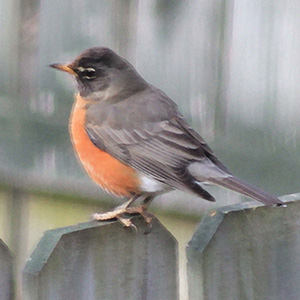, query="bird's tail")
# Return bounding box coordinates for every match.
[209,175,283,206]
